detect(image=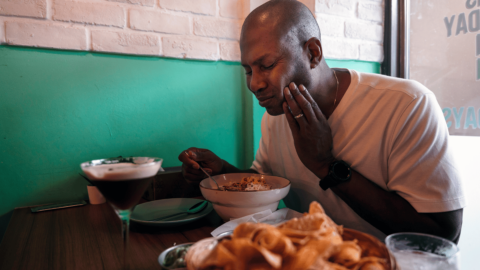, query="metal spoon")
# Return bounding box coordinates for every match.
[184,151,221,190]
[148,200,208,221]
